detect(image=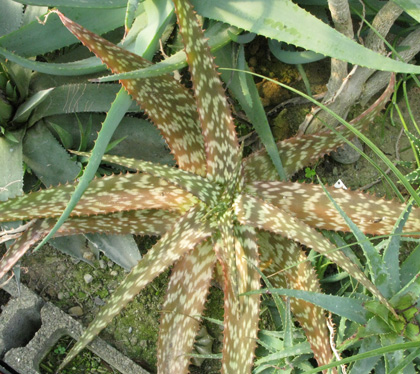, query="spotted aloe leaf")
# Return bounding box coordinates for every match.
[58,204,213,371]
[2,1,418,373]
[173,0,240,183]
[234,193,396,316]
[258,232,333,367]
[244,74,395,182]
[51,10,206,176]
